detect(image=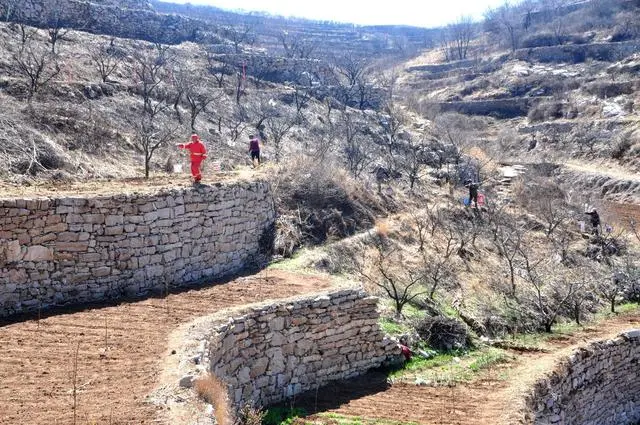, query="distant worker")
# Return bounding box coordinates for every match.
[464,179,480,208]
[398,336,413,361]
[248,134,261,167]
[585,208,601,235]
[177,134,207,184]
